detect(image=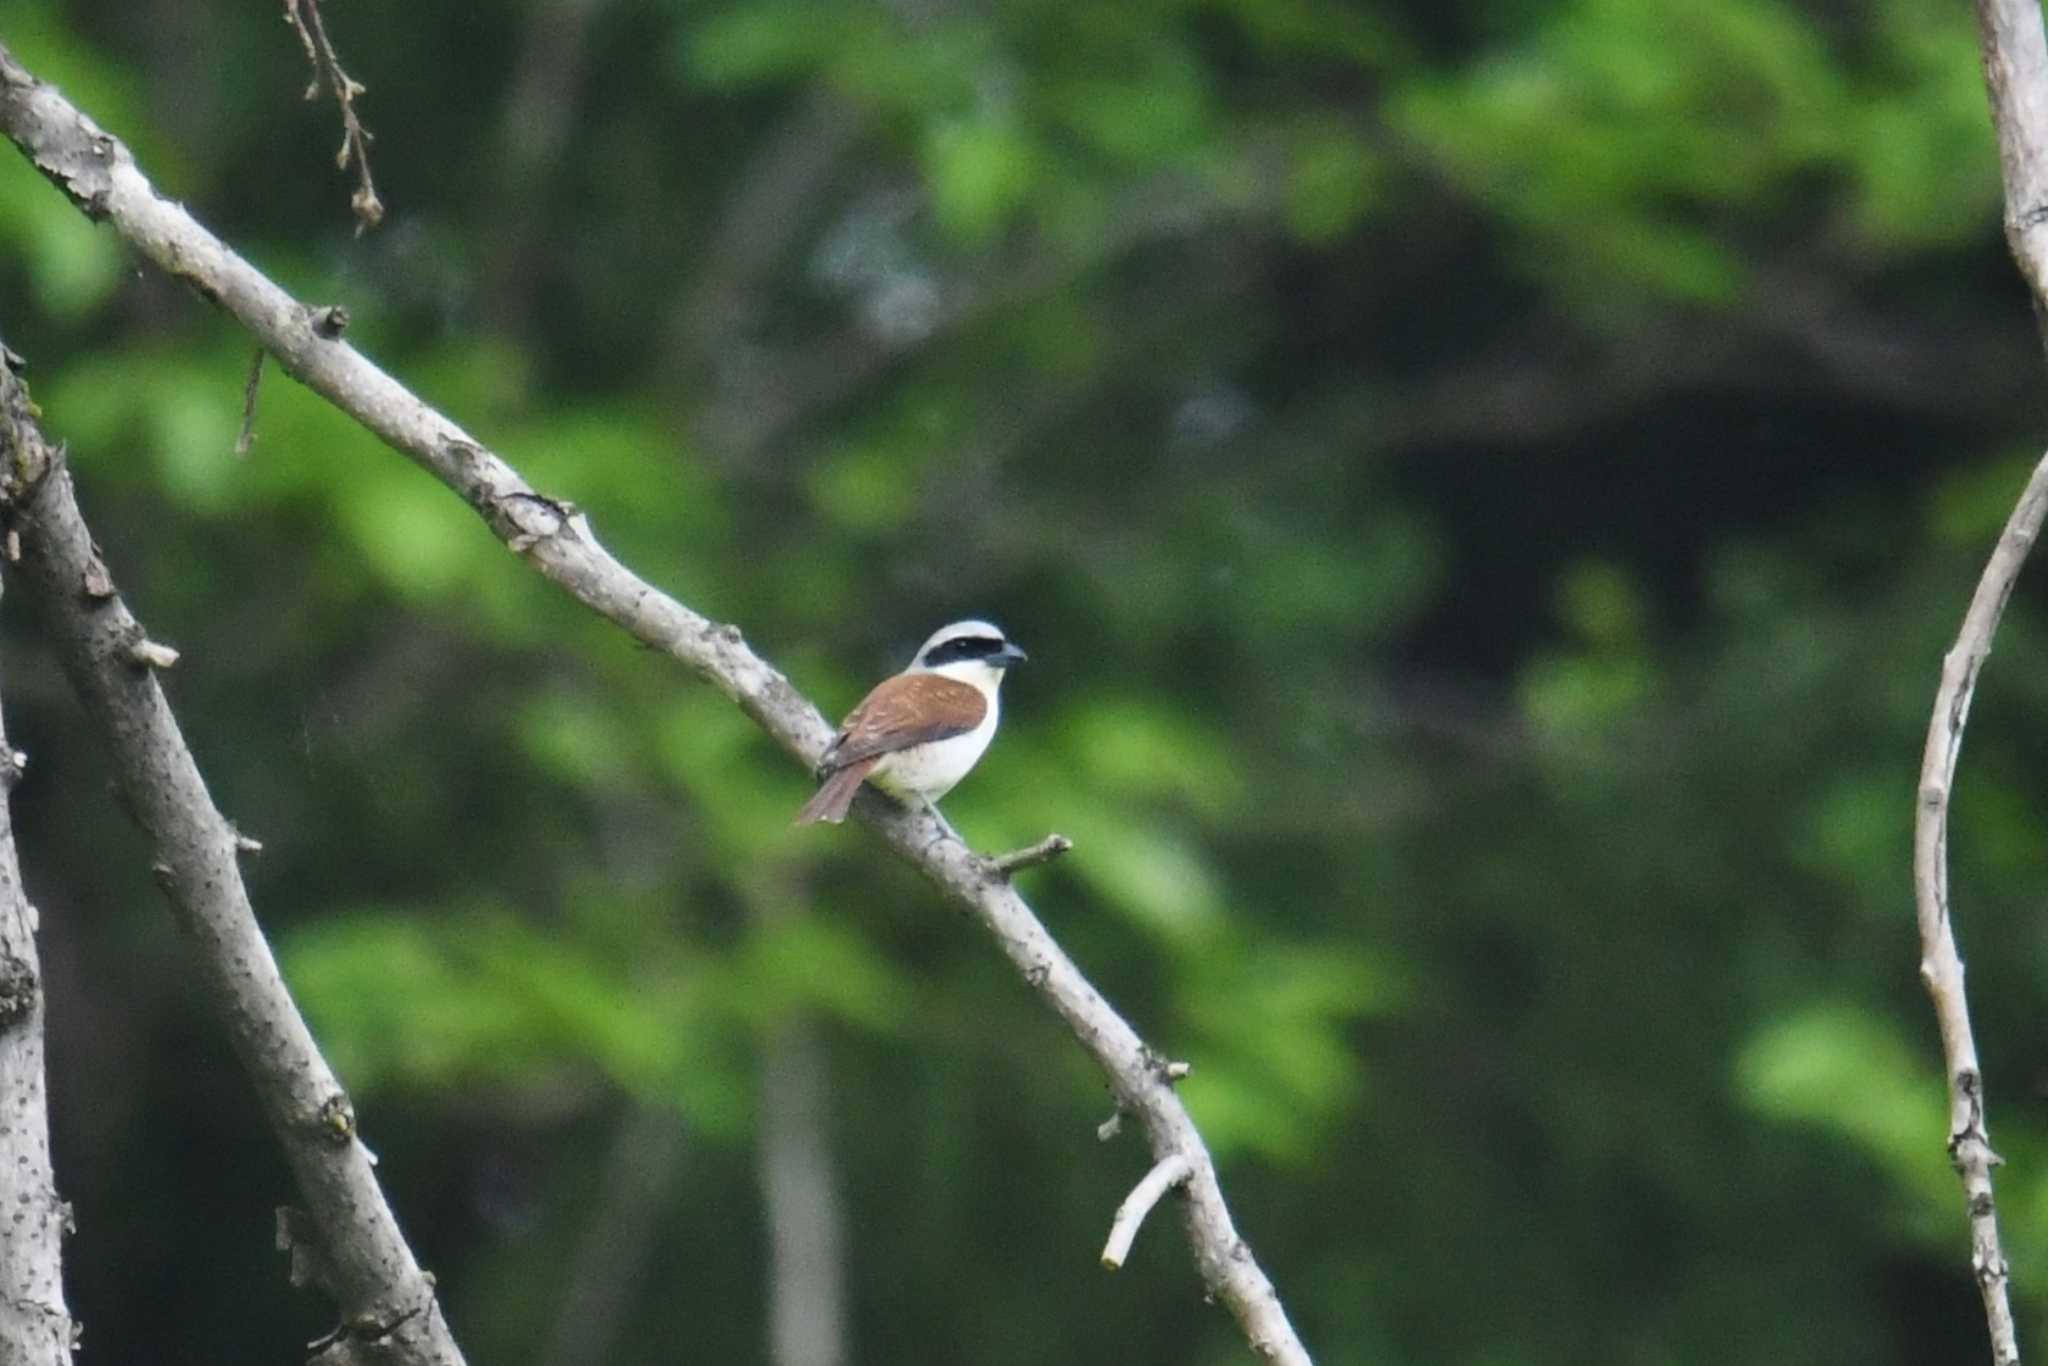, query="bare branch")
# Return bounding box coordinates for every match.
[0,355,72,1366]
[0,347,463,1366]
[282,0,383,233]
[1912,451,2046,1366]
[0,44,1314,1363]
[1900,3,2048,1361]
[1100,1153,1192,1271]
